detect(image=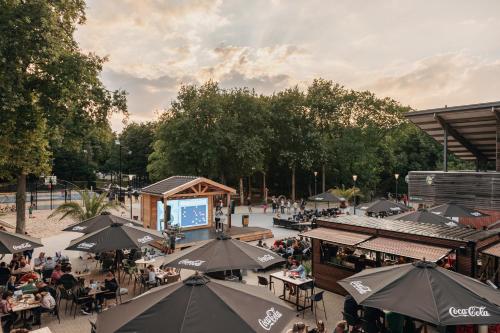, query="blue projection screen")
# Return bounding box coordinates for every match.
[168,198,209,229]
